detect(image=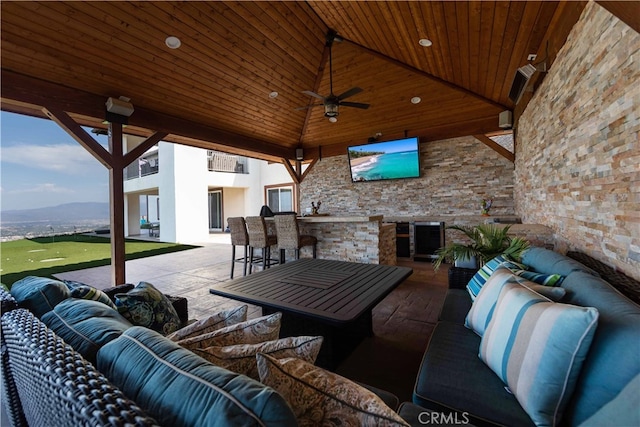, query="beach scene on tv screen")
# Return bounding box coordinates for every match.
[348,138,420,182]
